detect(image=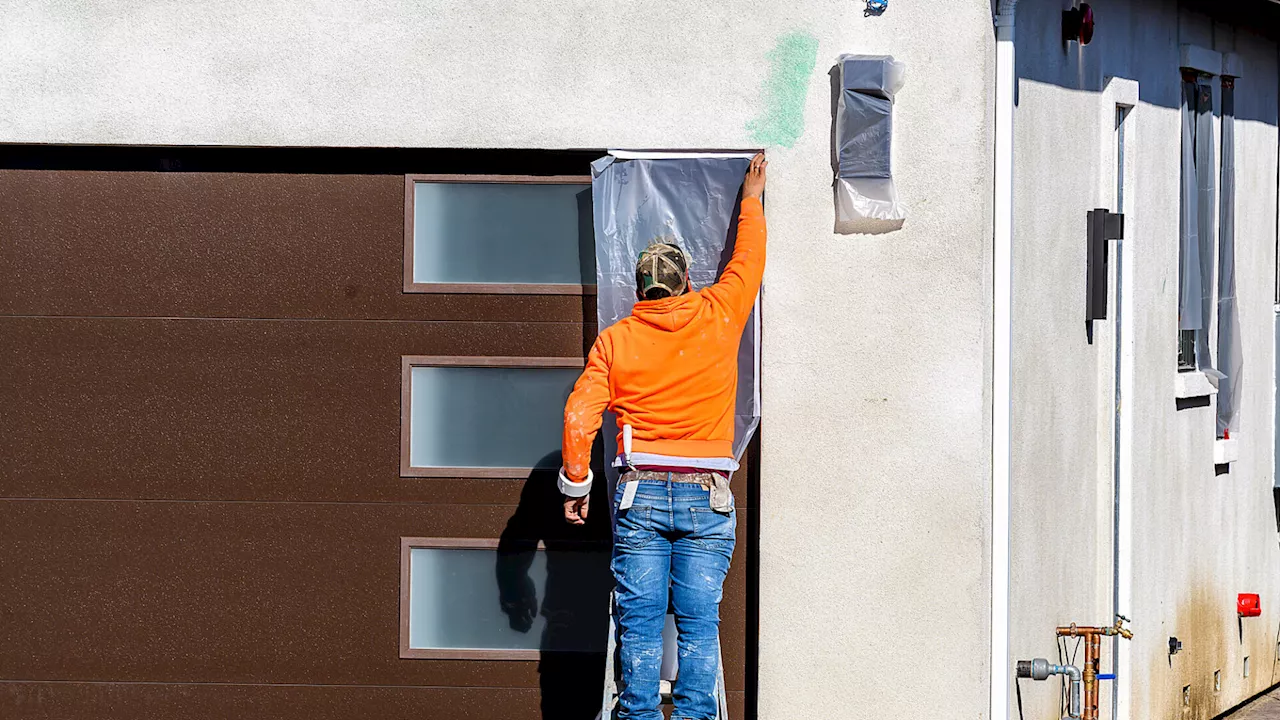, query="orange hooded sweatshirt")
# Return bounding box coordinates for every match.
[561,196,765,485]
